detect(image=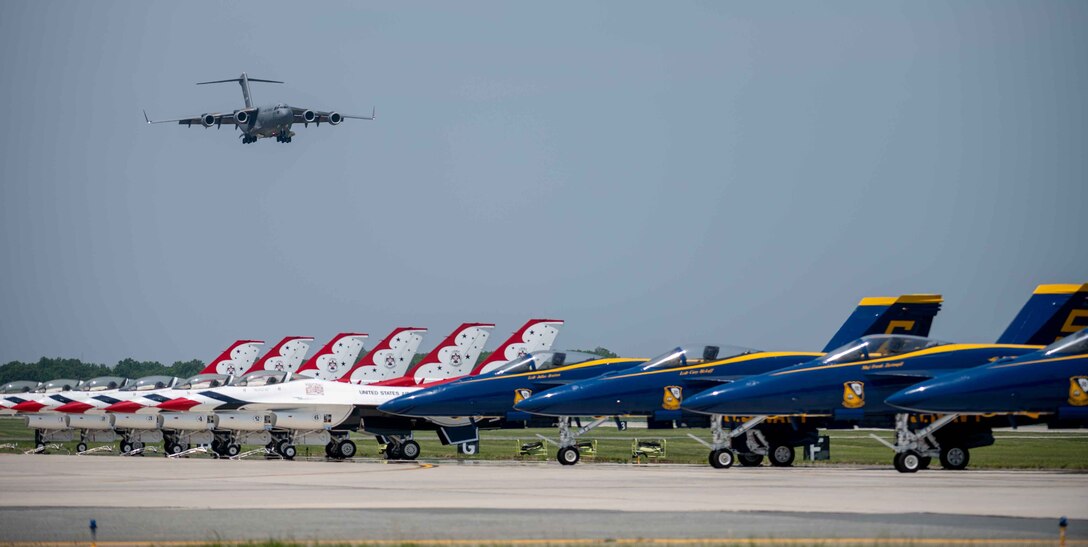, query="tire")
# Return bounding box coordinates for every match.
[226,444,241,458]
[939,446,970,470]
[709,449,734,469]
[35,443,46,452]
[738,453,764,467]
[324,442,337,458]
[769,445,795,467]
[120,441,132,453]
[894,451,922,473]
[76,442,88,453]
[385,443,403,460]
[400,440,420,460]
[337,440,357,459]
[281,444,296,460]
[557,446,580,466]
